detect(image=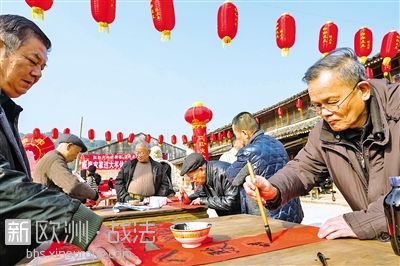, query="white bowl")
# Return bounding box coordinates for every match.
[170,222,212,248]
